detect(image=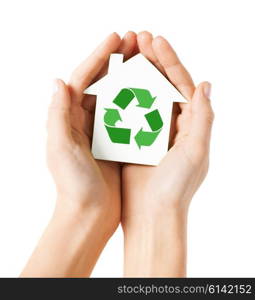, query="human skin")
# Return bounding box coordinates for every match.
[122,32,214,277]
[21,32,137,277]
[21,31,213,277]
